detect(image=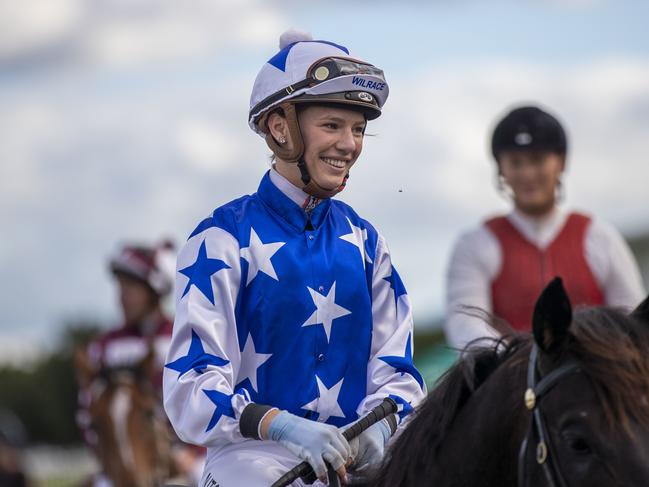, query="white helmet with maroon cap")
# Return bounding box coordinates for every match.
[248,29,389,198]
[109,240,176,297]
